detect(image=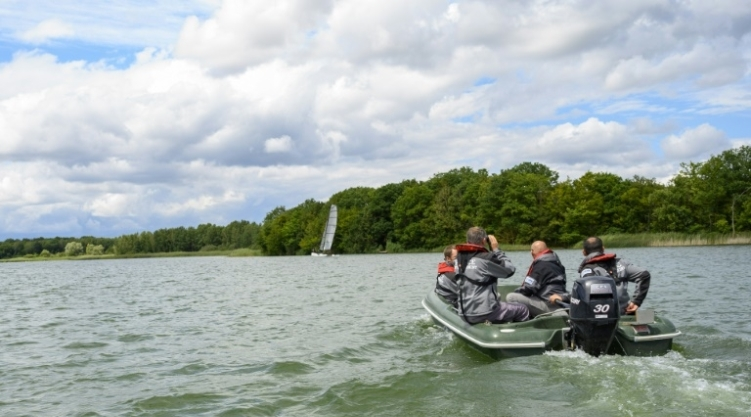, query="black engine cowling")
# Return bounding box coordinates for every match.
[568,275,620,356]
